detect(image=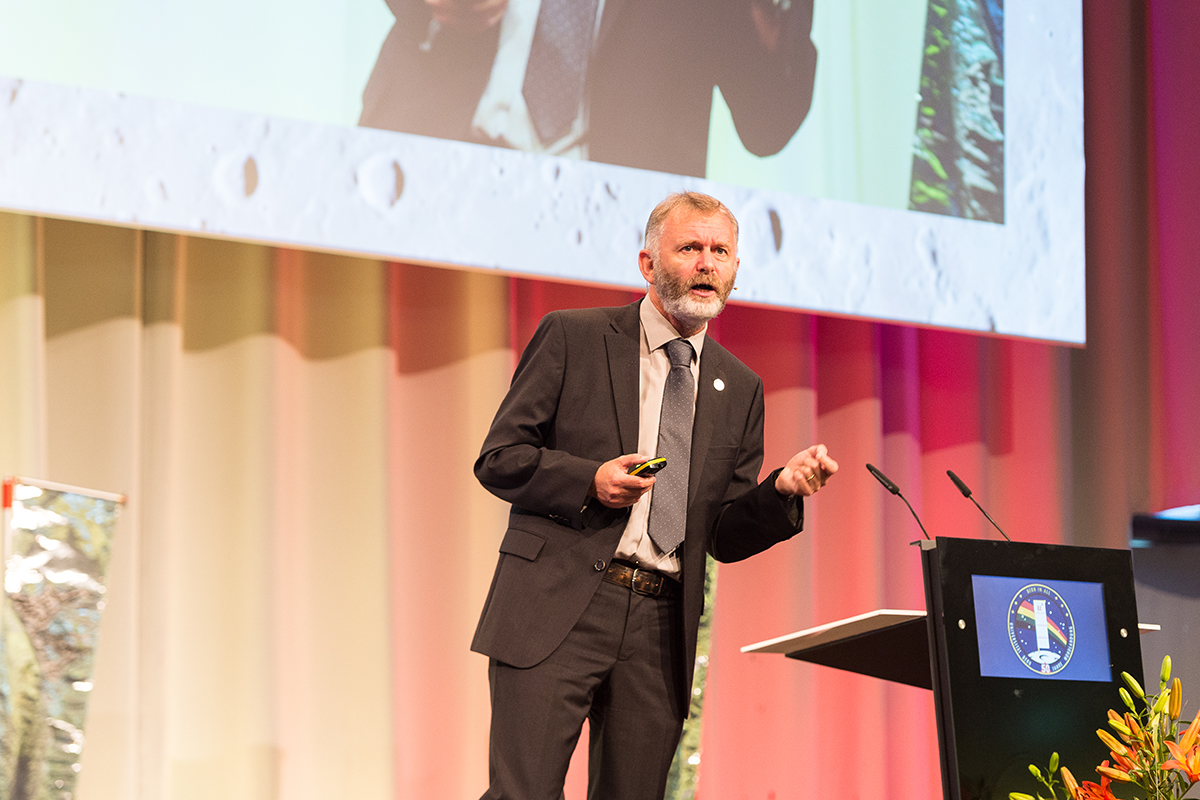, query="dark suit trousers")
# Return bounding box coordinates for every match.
[482,578,686,800]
